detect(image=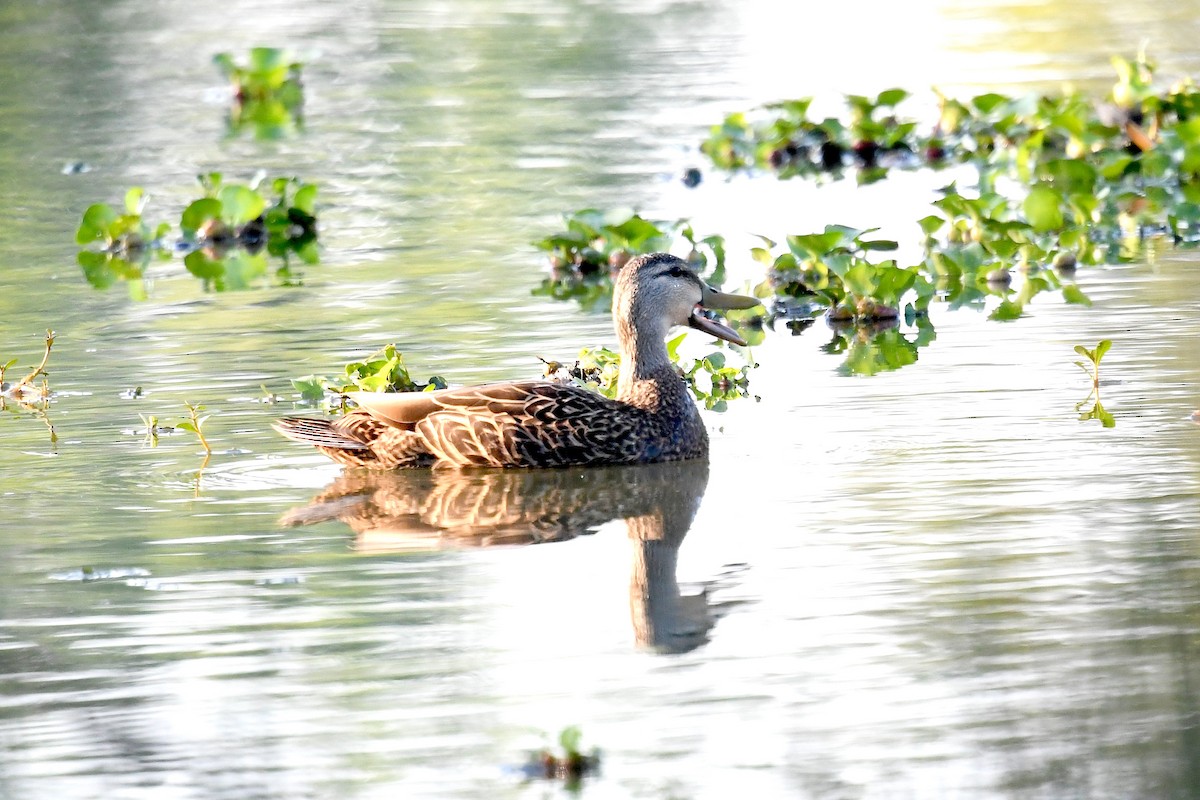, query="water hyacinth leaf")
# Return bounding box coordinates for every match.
[918,215,945,236]
[76,203,120,245]
[292,183,318,215]
[1061,284,1092,306]
[860,238,899,251]
[990,300,1024,321]
[217,185,266,226]
[181,198,223,235]
[124,187,146,215]
[1041,159,1097,194]
[971,93,1011,113]
[213,52,236,78]
[787,231,847,260]
[221,251,268,289]
[1024,185,1064,232]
